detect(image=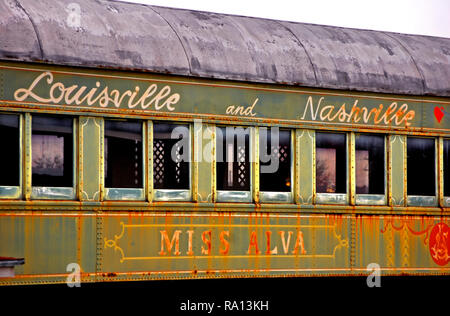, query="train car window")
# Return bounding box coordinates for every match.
[0,114,20,187]
[153,122,190,190]
[216,126,250,192]
[444,139,450,197]
[259,128,291,192]
[407,137,435,197]
[316,132,347,194]
[32,115,73,188]
[104,119,143,189]
[355,134,385,195]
